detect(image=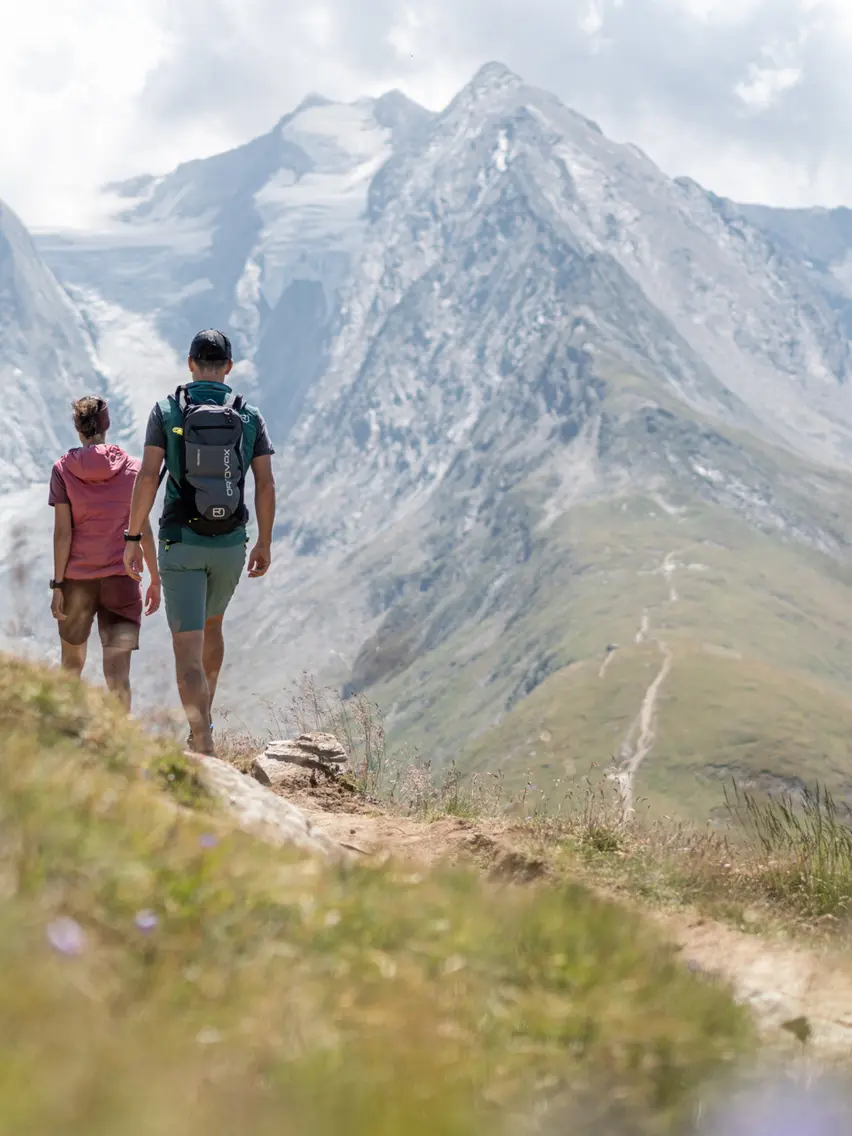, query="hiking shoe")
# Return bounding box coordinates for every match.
[186,724,214,752]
